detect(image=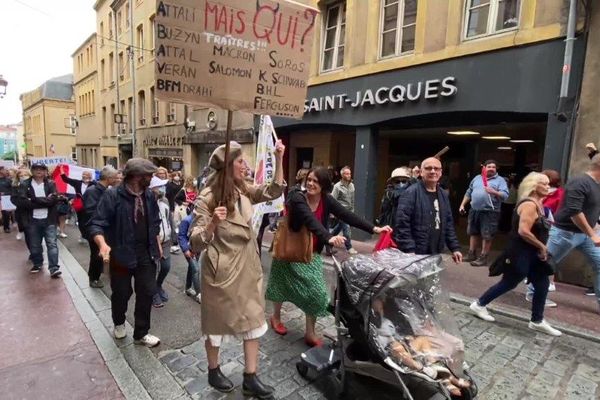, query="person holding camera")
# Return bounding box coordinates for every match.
[11,162,62,277]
